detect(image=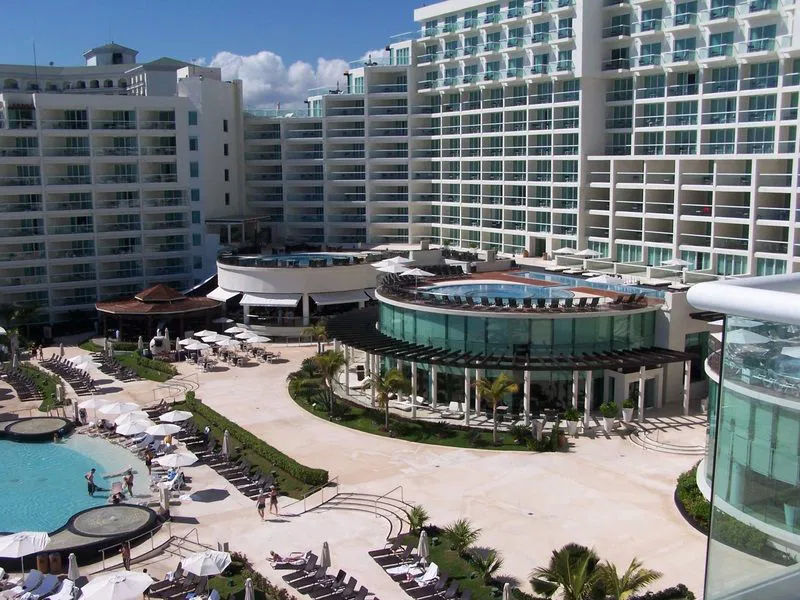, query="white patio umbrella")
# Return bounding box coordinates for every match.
[221,430,231,458]
[0,326,6,336]
[98,402,141,416]
[661,258,690,267]
[374,256,413,267]
[320,542,331,569]
[244,578,254,600]
[185,342,210,351]
[78,397,109,410]
[224,326,249,335]
[67,553,80,581]
[212,317,234,325]
[417,530,430,563]
[574,248,600,258]
[145,423,181,437]
[80,572,153,600]
[154,451,198,468]
[194,330,216,338]
[159,410,193,423]
[726,329,770,345]
[0,532,50,572]
[116,419,154,436]
[201,335,227,344]
[401,268,435,278]
[182,551,232,576]
[216,339,240,349]
[781,346,800,359]
[234,332,256,340]
[553,247,577,255]
[377,263,410,274]
[586,274,620,284]
[114,411,149,425]
[178,338,194,346]
[244,335,271,344]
